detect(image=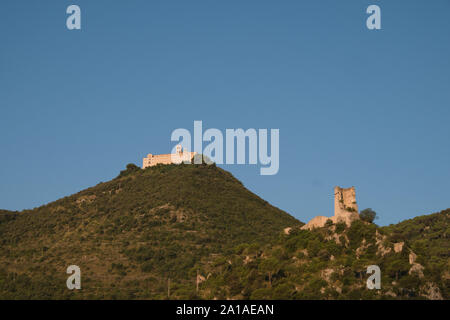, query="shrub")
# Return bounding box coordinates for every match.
[117,163,141,178]
[360,208,377,223]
